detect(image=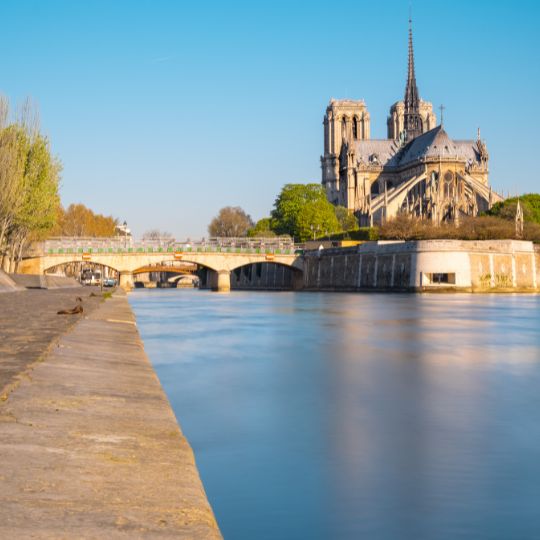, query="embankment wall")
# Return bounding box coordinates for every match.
[303,240,539,292]
[10,273,81,289]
